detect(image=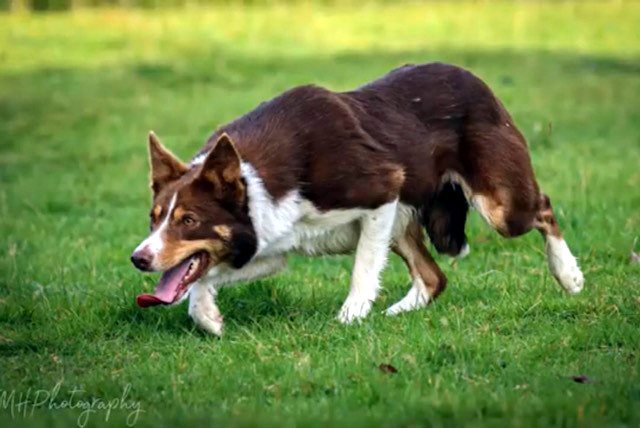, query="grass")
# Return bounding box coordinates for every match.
[1,1,640,426]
